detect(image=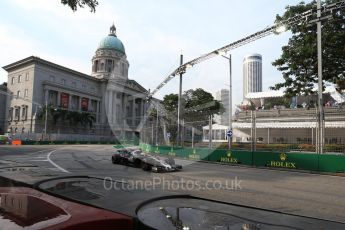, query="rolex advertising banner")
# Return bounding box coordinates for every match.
[253,151,319,171]
[60,93,69,108]
[139,144,345,173]
[208,149,253,165]
[81,97,89,111]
